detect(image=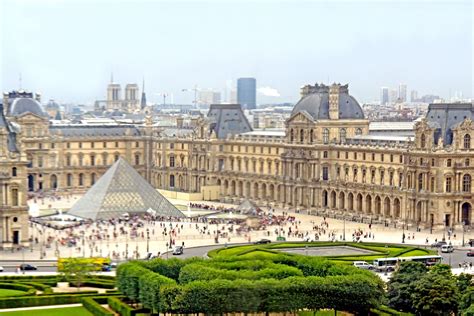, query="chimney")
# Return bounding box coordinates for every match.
[35,92,41,103]
[329,84,340,120]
